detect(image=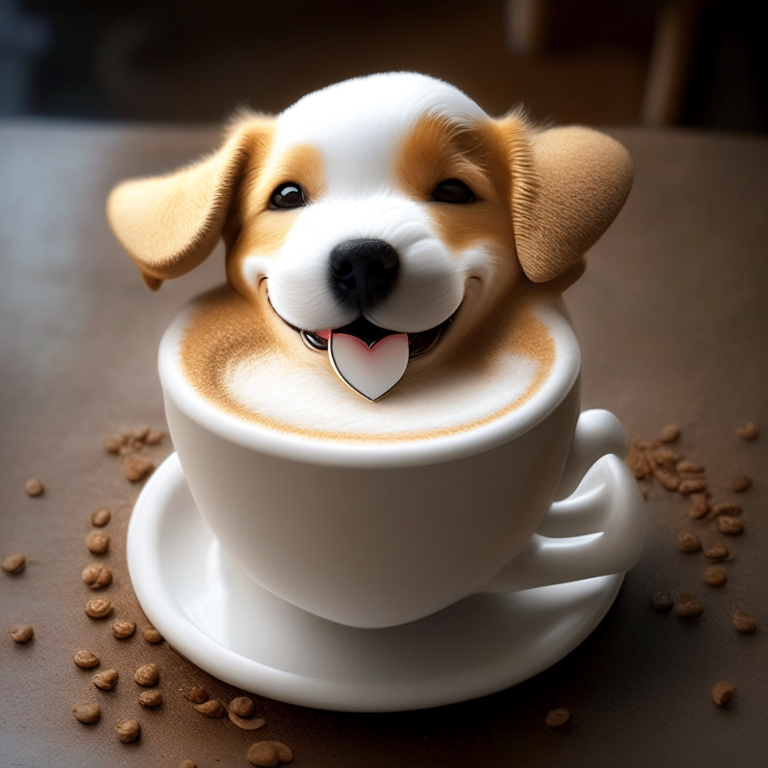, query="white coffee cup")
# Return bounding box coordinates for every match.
[158,294,645,629]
